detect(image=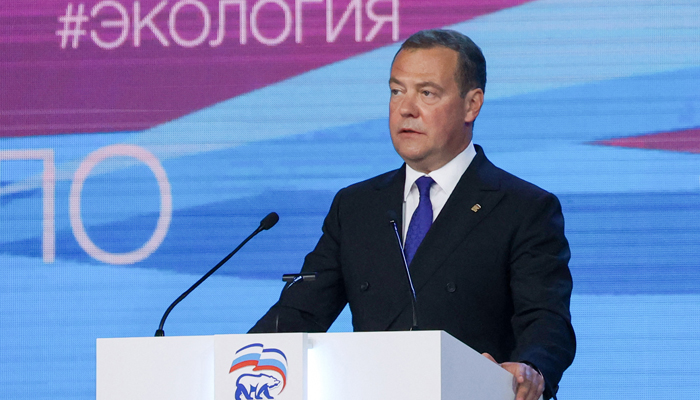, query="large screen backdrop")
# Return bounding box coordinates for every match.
[1,0,699,398]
